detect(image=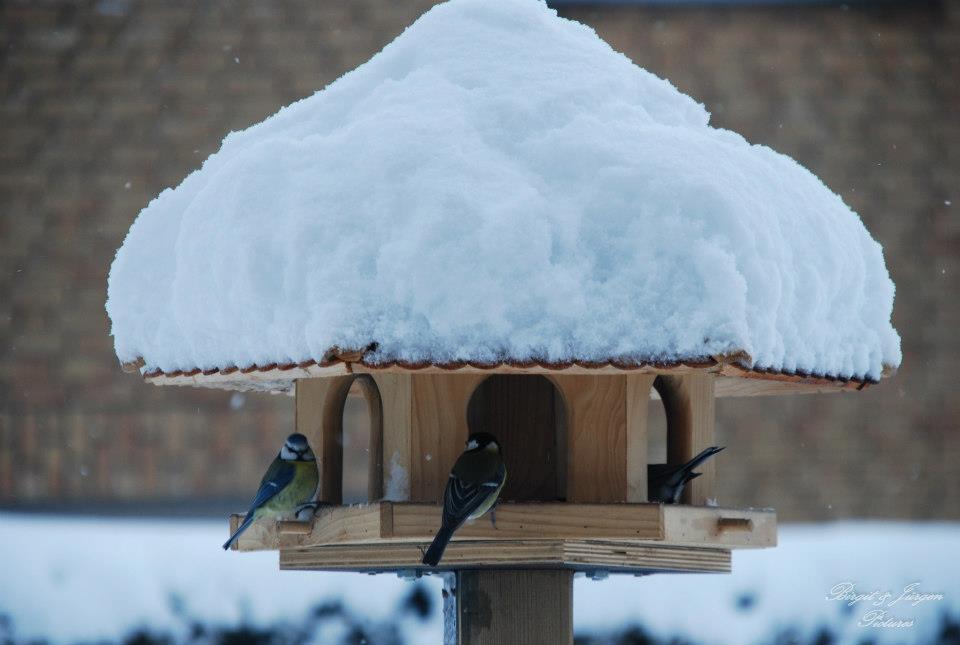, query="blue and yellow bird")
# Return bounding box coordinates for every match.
[223,432,320,550]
